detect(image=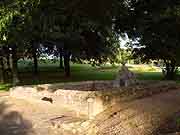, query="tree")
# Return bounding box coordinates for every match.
[114,0,180,80]
[0,0,124,81]
[0,47,5,83]
[117,48,132,65]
